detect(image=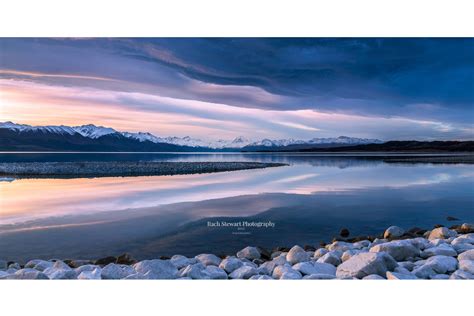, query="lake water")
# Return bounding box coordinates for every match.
[1,152,473,263]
